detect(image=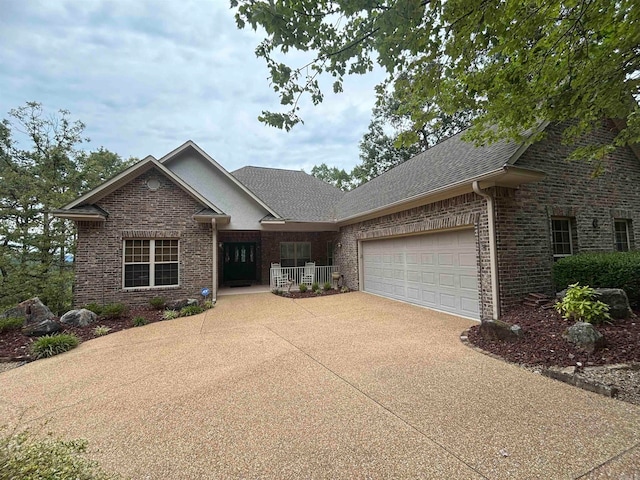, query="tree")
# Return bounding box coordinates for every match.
[232,0,639,159]
[0,103,134,312]
[310,163,354,191]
